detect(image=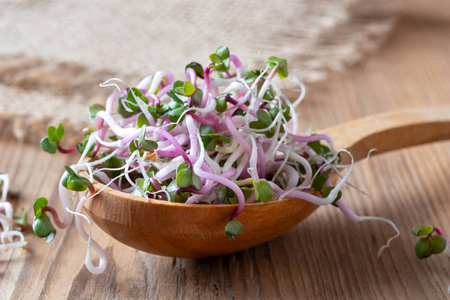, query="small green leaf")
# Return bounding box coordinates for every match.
[169,106,185,122]
[241,187,254,200]
[256,109,272,126]
[176,168,193,188]
[192,173,202,190]
[140,140,158,151]
[167,91,184,104]
[312,173,328,191]
[177,162,189,173]
[215,96,227,112]
[209,53,223,64]
[430,235,447,255]
[322,186,342,207]
[254,180,273,203]
[184,80,195,96]
[47,126,58,143]
[269,106,280,119]
[215,45,230,60]
[249,120,268,130]
[137,114,150,128]
[56,124,65,142]
[415,238,432,259]
[419,225,434,236]
[267,56,289,79]
[185,62,204,78]
[412,225,425,236]
[225,220,242,241]
[33,197,48,219]
[191,89,203,106]
[139,125,146,144]
[63,165,77,176]
[33,213,56,243]
[40,137,57,154]
[216,185,227,201]
[200,125,214,136]
[88,104,105,123]
[67,174,90,191]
